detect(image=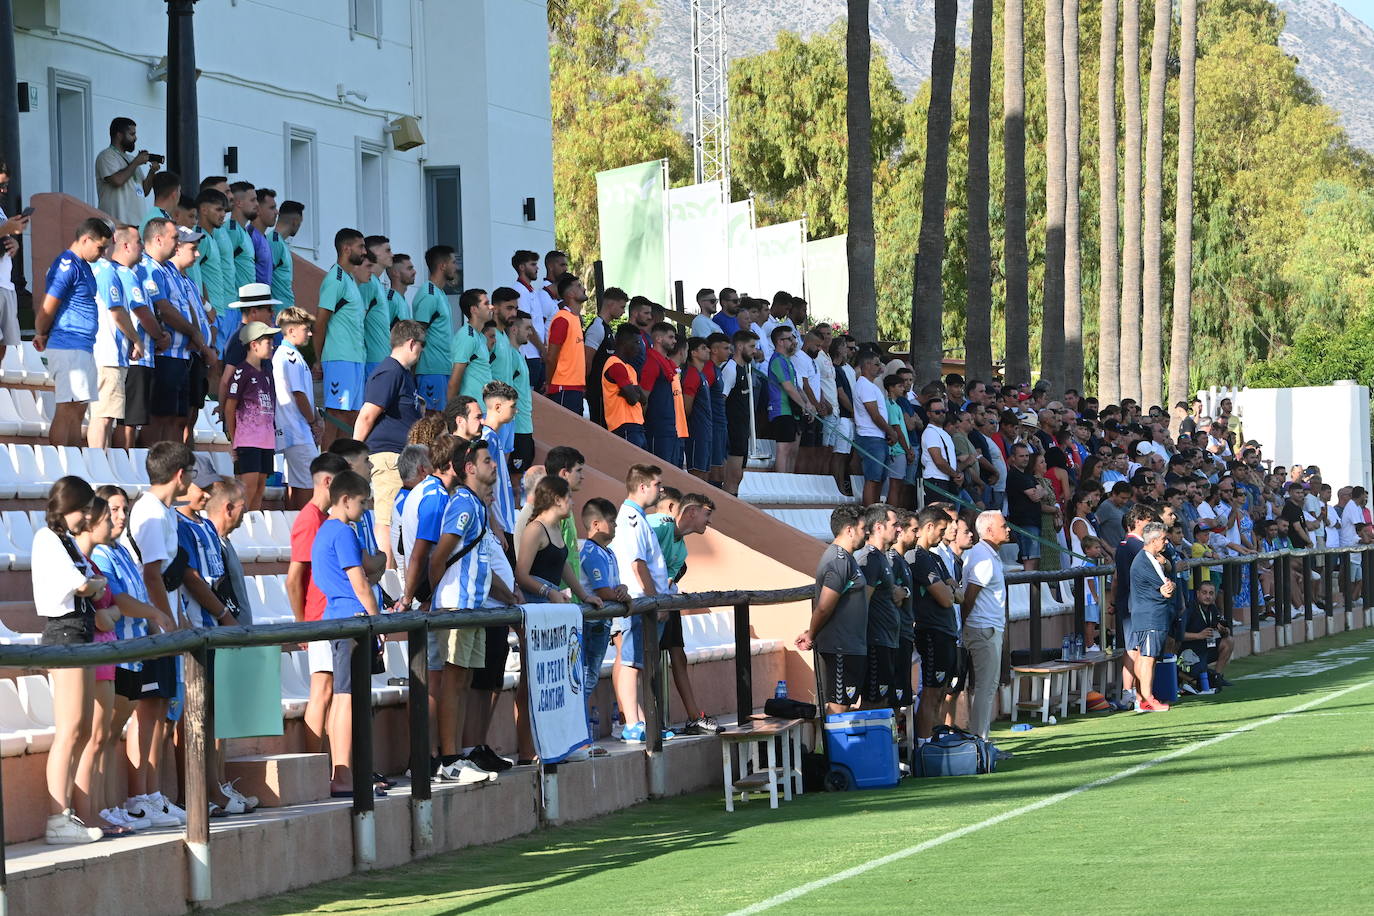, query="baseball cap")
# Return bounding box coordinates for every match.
[175,226,204,244]
[1017,409,1037,425]
[238,320,279,344]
